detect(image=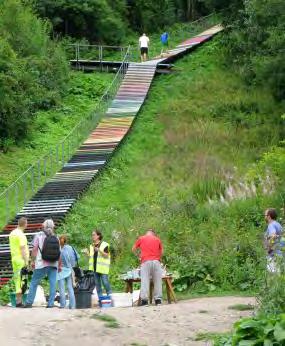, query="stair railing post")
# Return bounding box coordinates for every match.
[37,160,41,187]
[5,190,9,225]
[15,183,18,213]
[31,167,34,194]
[23,176,26,206]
